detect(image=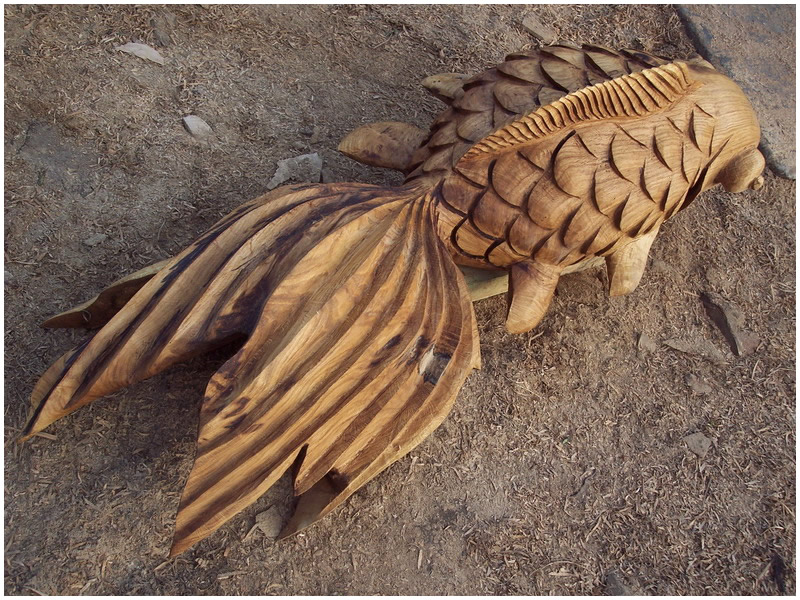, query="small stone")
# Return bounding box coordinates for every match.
[686,373,712,395]
[253,506,283,539]
[83,233,107,247]
[521,13,558,44]
[683,432,712,458]
[267,152,323,190]
[153,28,172,47]
[150,13,174,47]
[637,332,658,353]
[182,115,214,140]
[320,168,335,184]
